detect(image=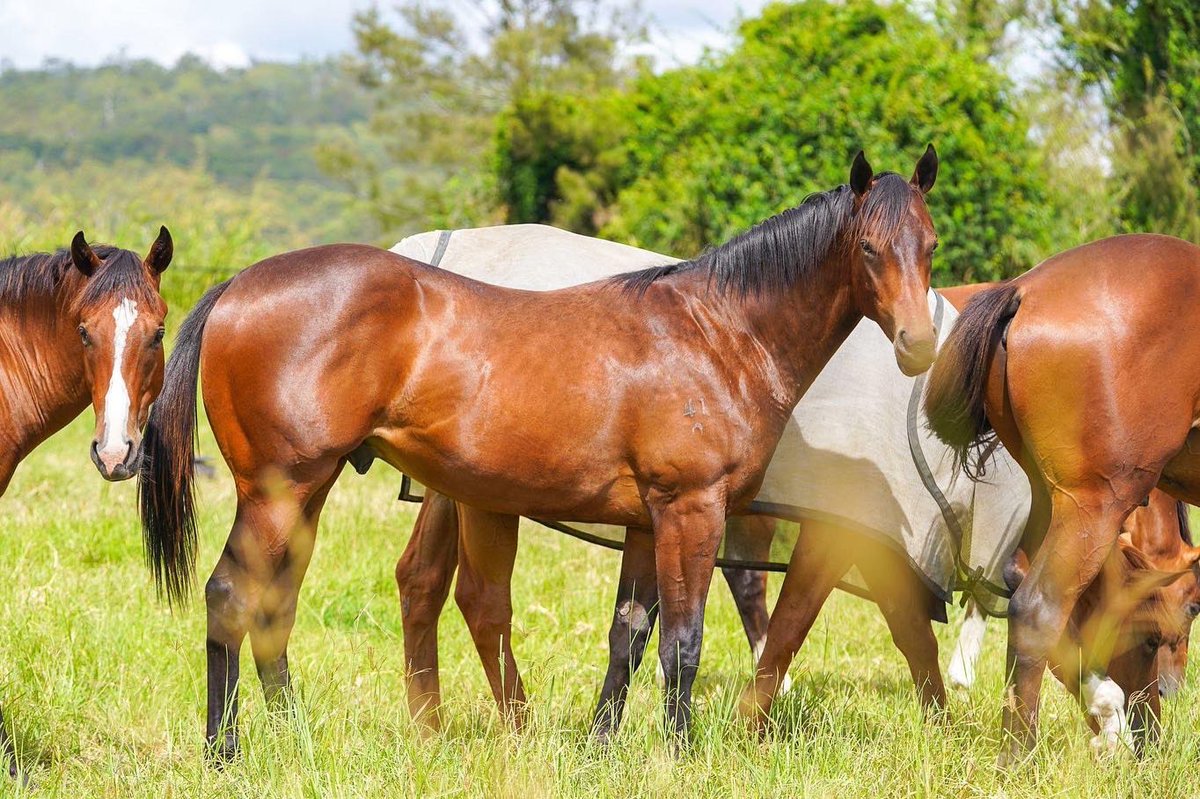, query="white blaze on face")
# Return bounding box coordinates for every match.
[100,297,139,458]
[1083,674,1133,757]
[948,604,987,690]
